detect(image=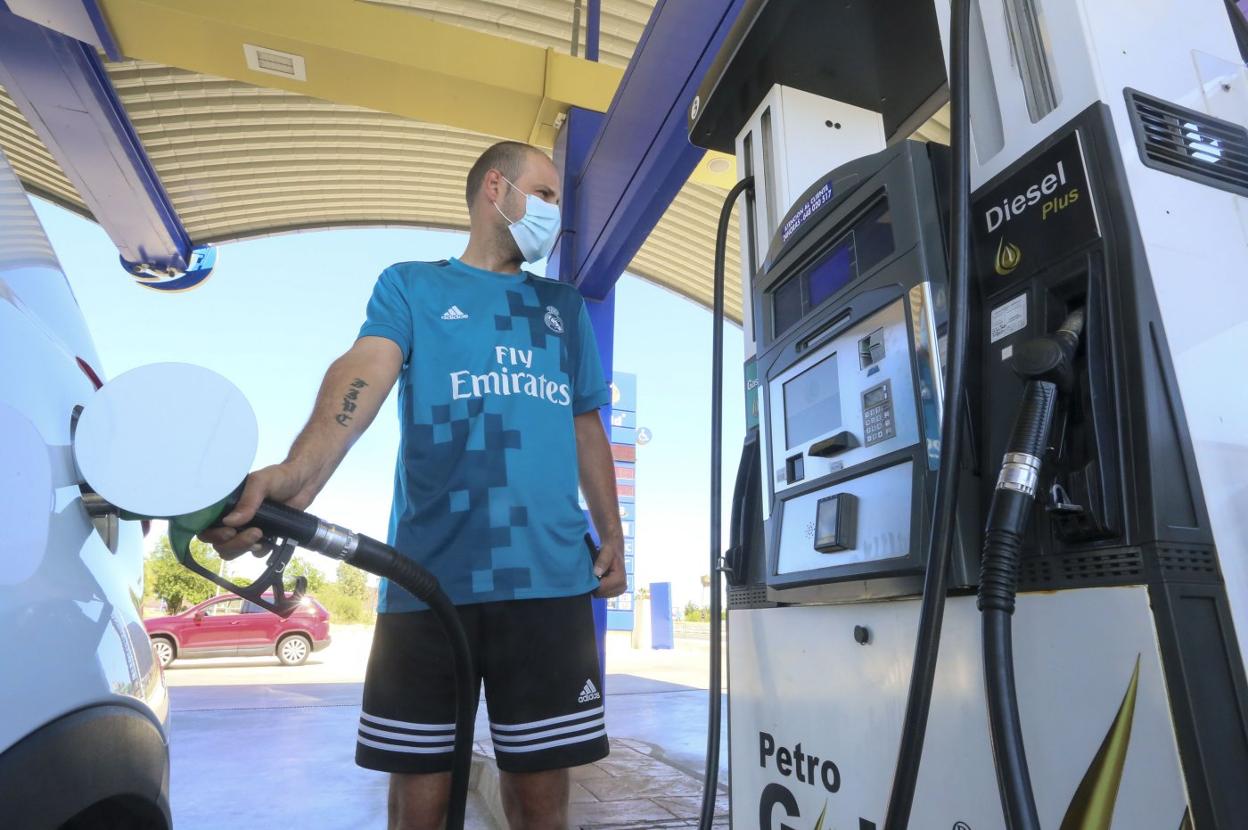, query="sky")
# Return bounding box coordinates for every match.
[35,200,745,612]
